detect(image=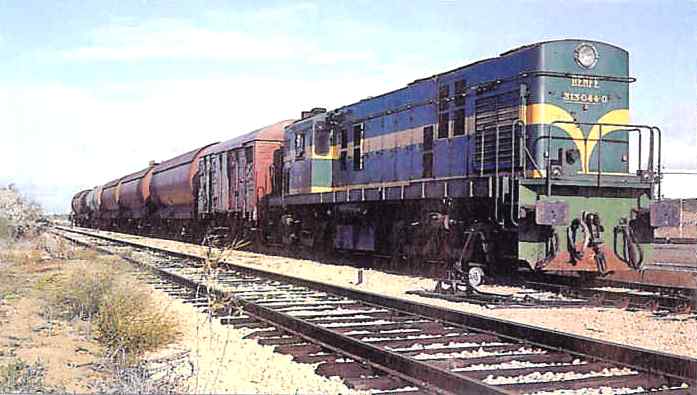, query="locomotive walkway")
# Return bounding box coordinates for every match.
[53,225,696,395]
